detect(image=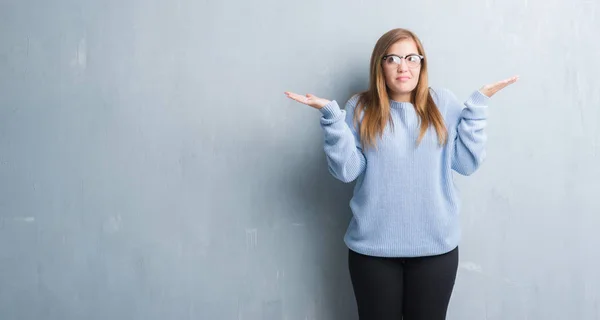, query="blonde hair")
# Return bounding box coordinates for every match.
[354,28,448,150]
